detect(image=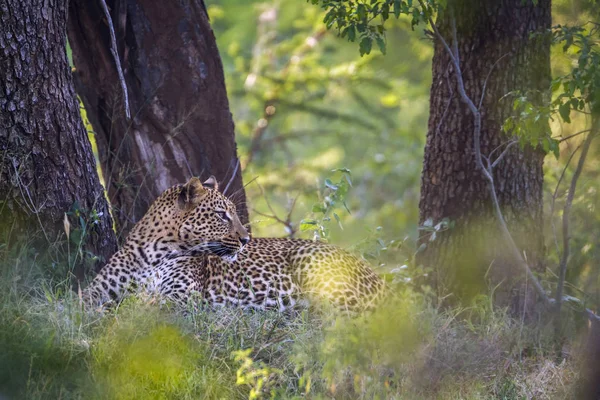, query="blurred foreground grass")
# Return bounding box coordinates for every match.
[0,249,582,400]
